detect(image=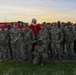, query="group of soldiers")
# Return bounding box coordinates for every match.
[0,19,76,66]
